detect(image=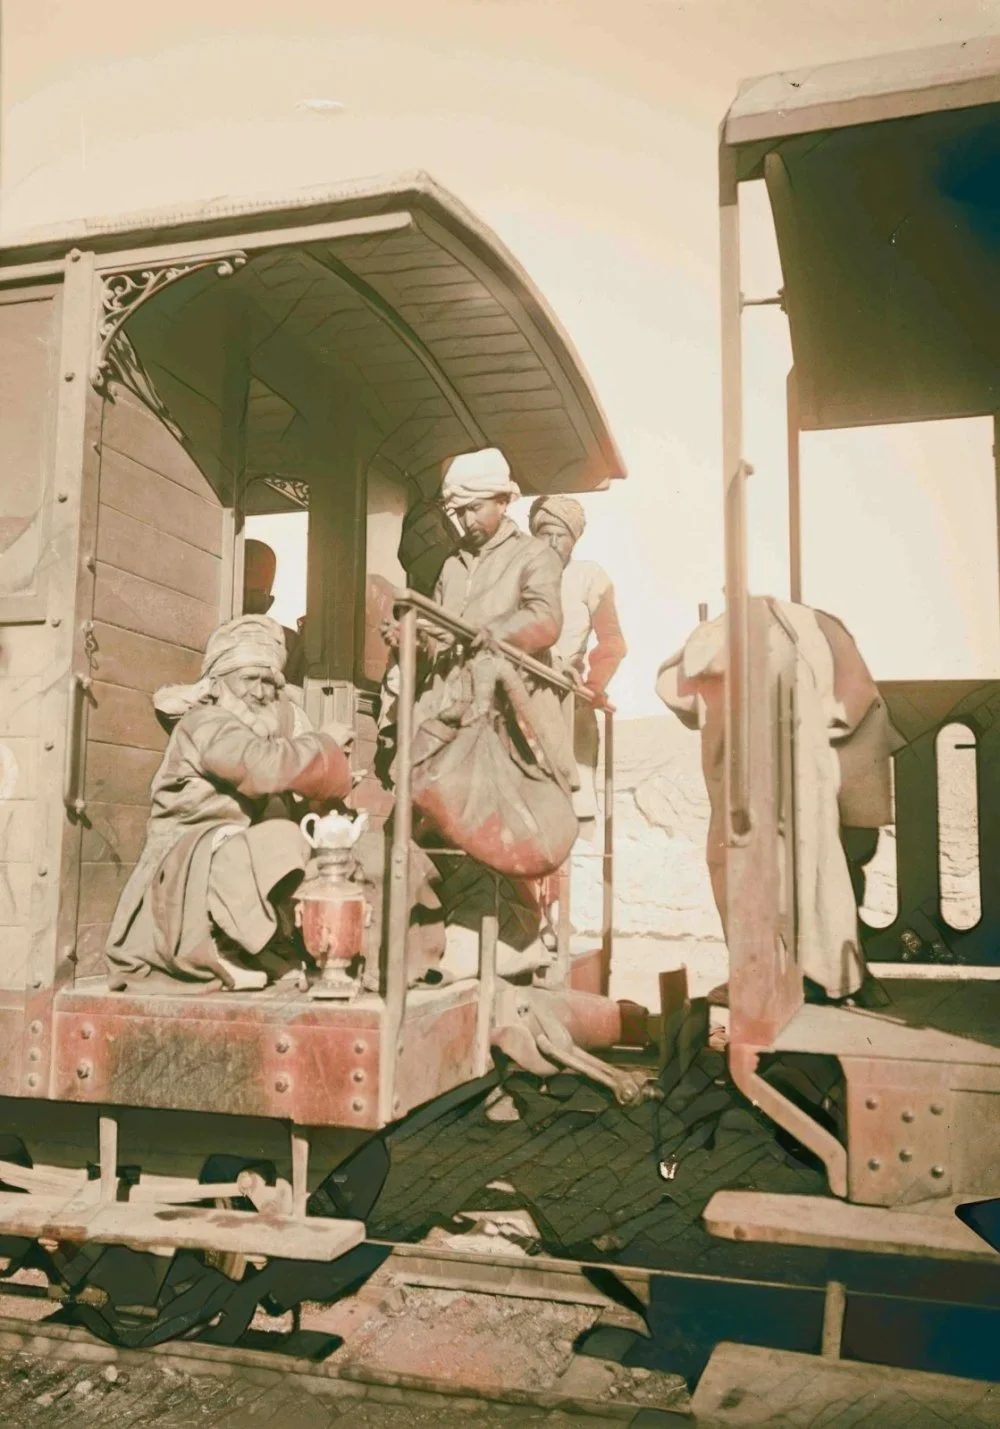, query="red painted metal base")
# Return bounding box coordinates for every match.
[40,982,479,1130]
